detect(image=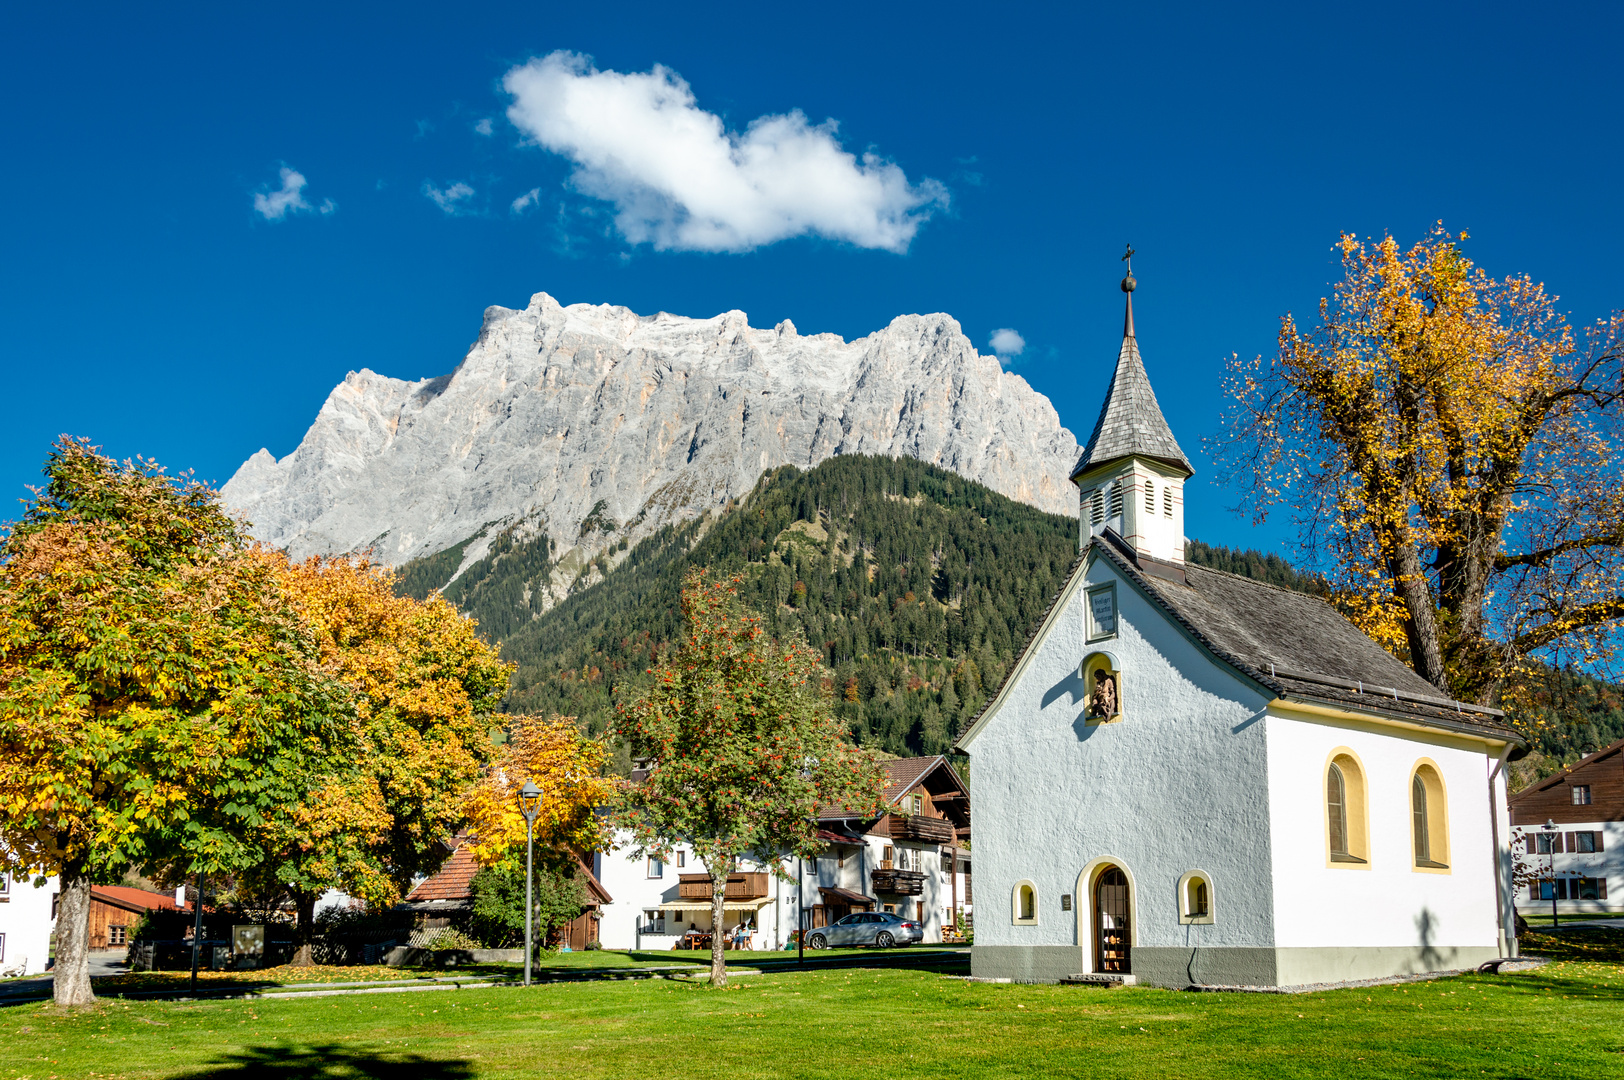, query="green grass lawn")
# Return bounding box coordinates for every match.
[6,955,1621,1079]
